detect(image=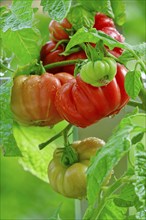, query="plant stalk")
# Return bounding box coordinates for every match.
[44,59,84,70]
[39,124,73,150]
